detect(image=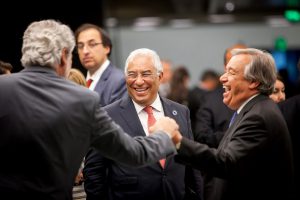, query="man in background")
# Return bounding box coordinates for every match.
[279,94,300,200]
[158,59,173,97]
[194,43,247,148]
[188,69,220,133]
[75,23,126,106]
